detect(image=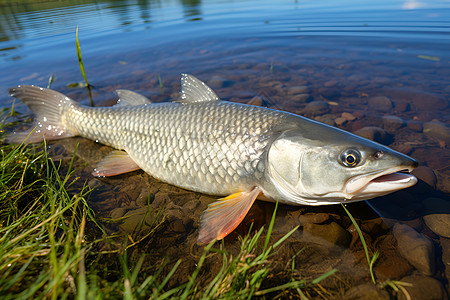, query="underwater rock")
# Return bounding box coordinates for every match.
[344,283,390,300]
[423,197,450,238]
[397,275,446,300]
[393,223,435,275]
[314,114,336,126]
[335,117,347,126]
[341,112,356,121]
[298,212,330,225]
[354,126,389,144]
[287,85,309,95]
[412,166,437,189]
[291,93,312,103]
[368,96,393,112]
[302,222,351,248]
[303,100,330,116]
[423,120,450,145]
[381,115,405,132]
[247,96,263,106]
[406,119,423,132]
